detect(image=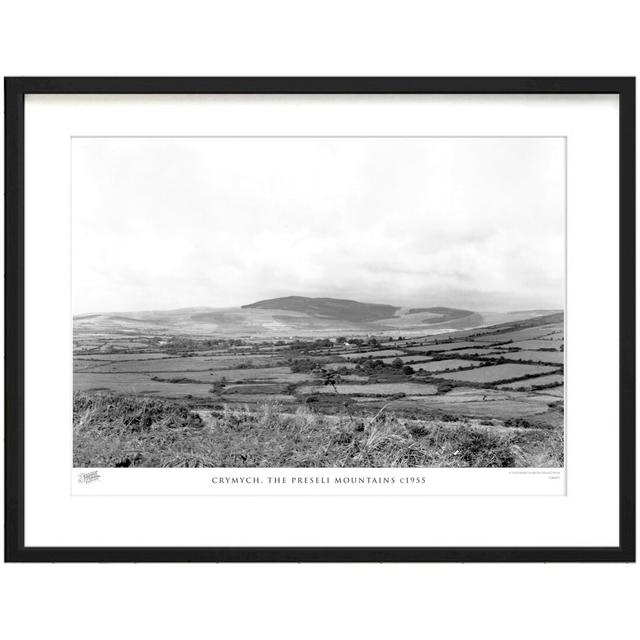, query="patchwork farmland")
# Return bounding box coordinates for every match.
[73,306,564,468]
